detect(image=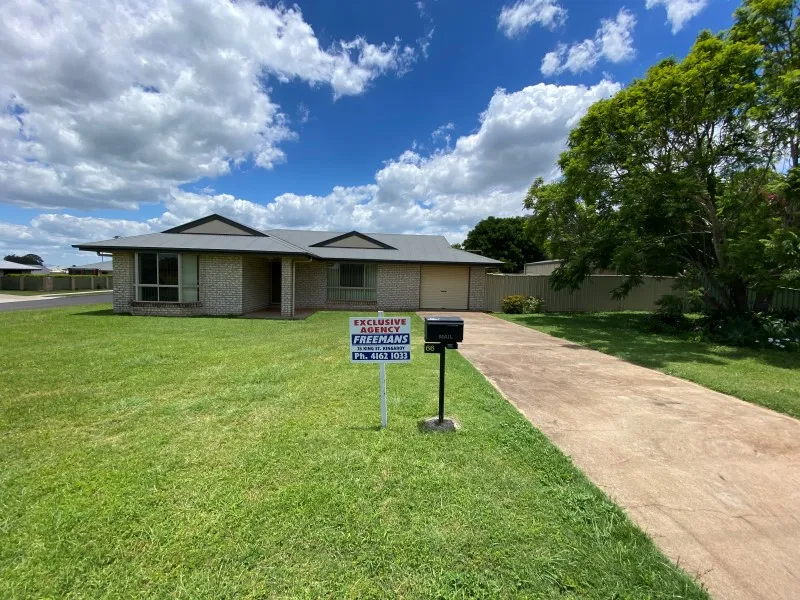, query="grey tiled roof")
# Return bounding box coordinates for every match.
[74,215,502,266]
[266,229,501,265]
[75,233,308,255]
[0,260,41,271]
